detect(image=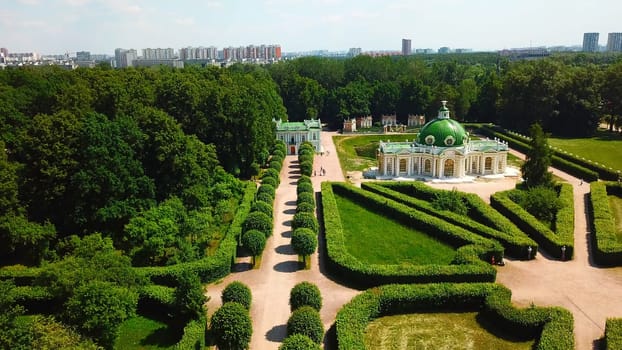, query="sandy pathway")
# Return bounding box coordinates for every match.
[206,131,357,349]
